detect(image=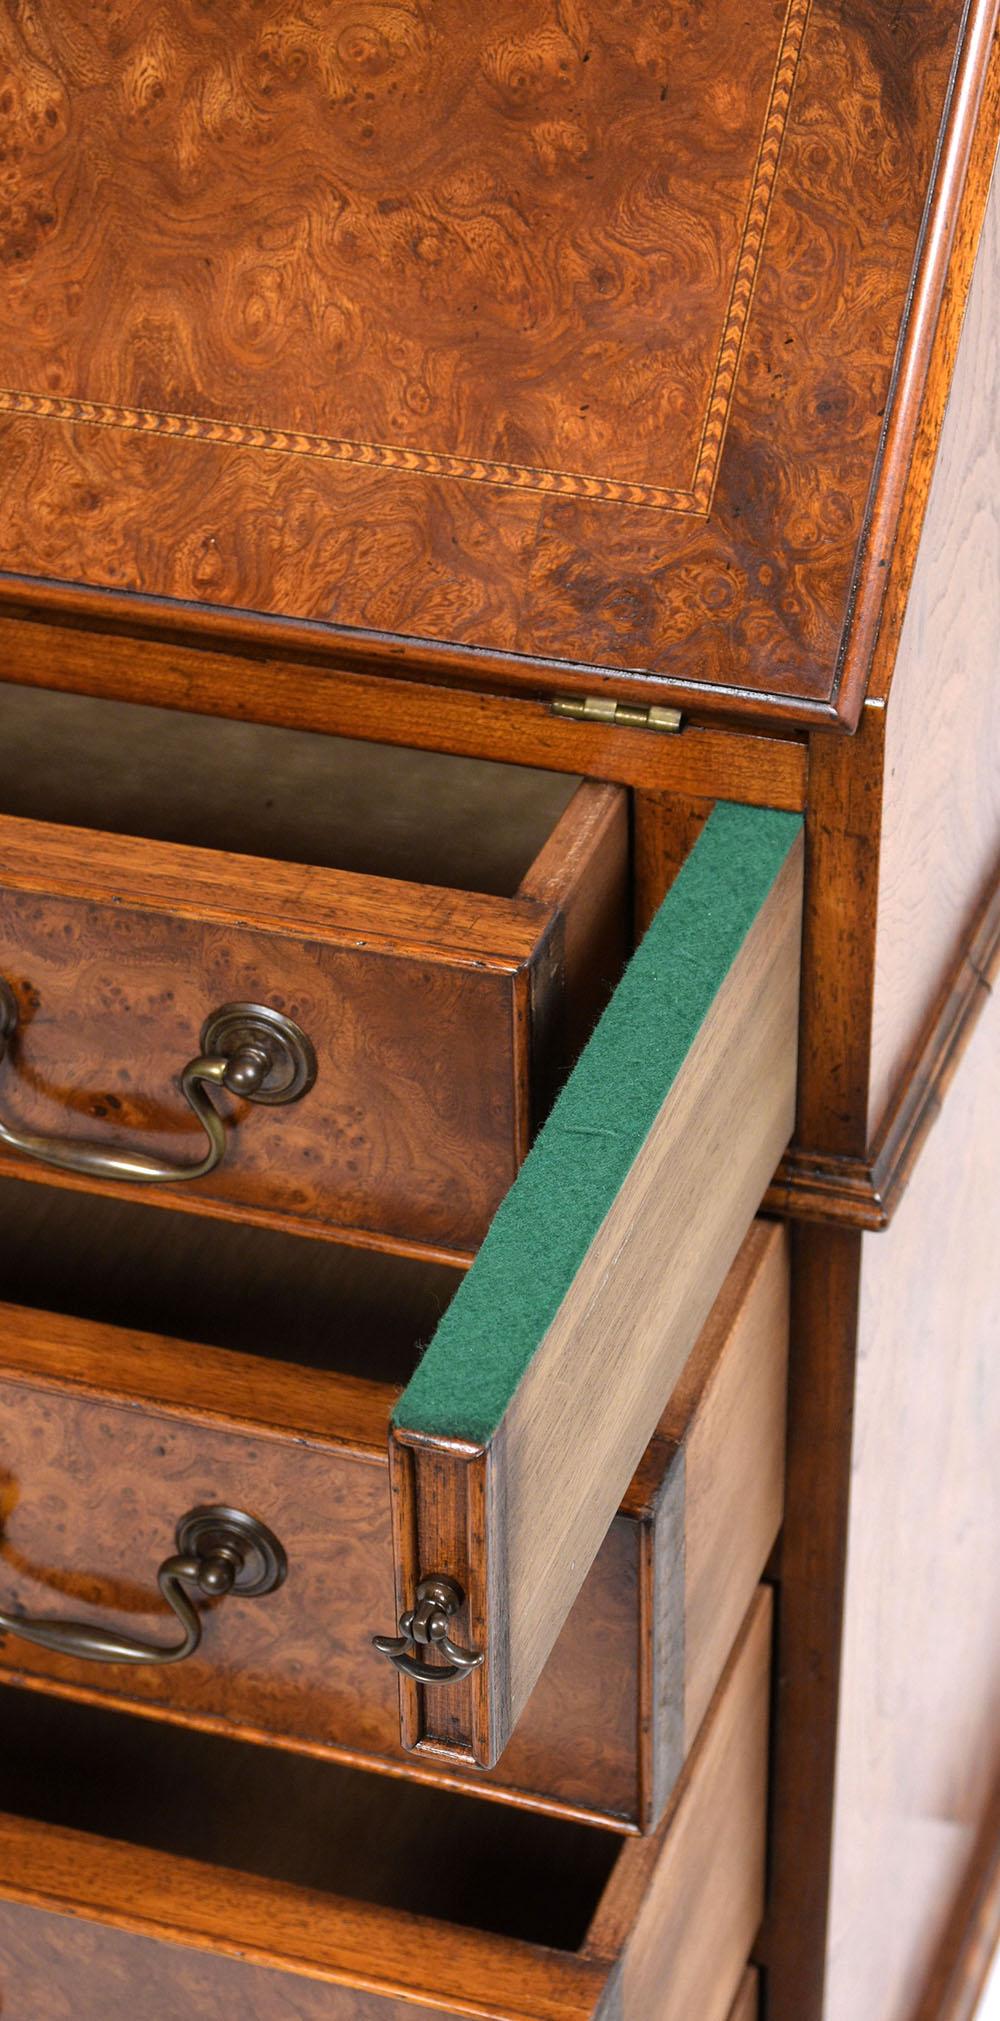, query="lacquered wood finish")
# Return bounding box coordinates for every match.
[0,780,624,1257]
[0,682,583,896]
[0,1593,771,2020]
[0,1221,786,1834]
[0,1836,601,2021]
[0,11,997,2018]
[0,1,988,725]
